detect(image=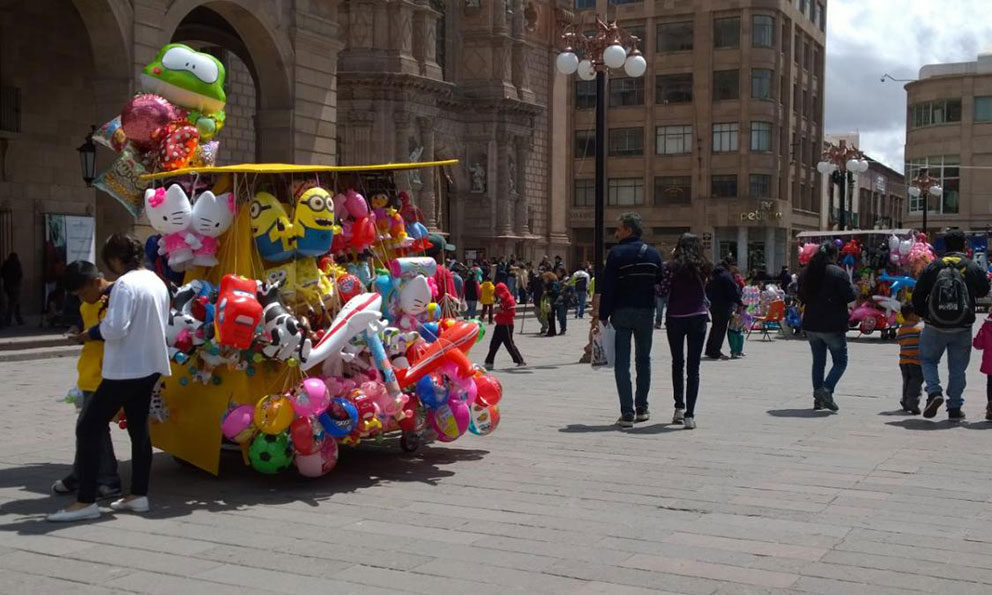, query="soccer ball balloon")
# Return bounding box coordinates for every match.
[248,432,294,474]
